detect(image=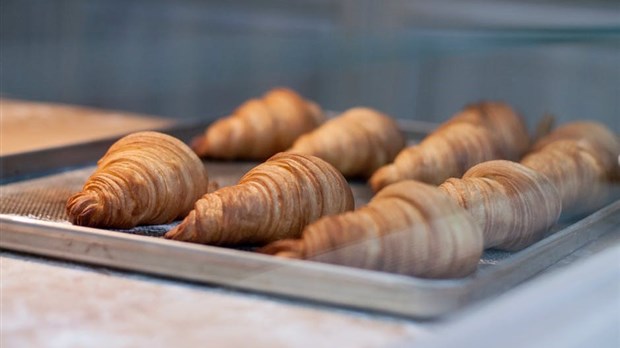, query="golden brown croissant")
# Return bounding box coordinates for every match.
[287,107,406,178]
[191,88,324,160]
[261,180,484,279]
[164,153,354,245]
[66,131,209,228]
[439,160,561,251]
[261,160,561,277]
[369,102,530,192]
[521,121,620,216]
